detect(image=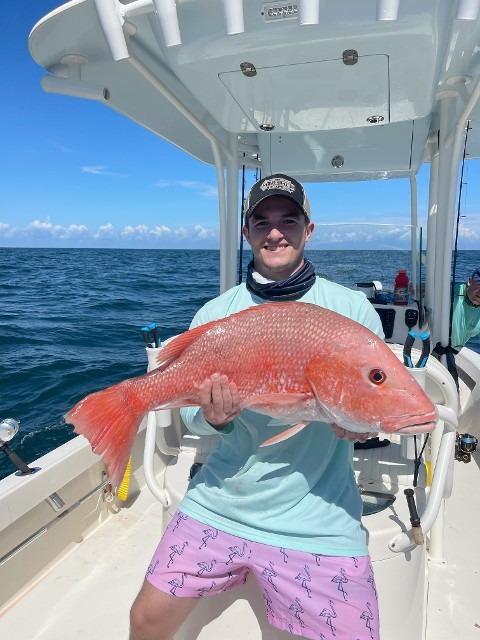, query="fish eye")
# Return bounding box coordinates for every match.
[369,369,386,385]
